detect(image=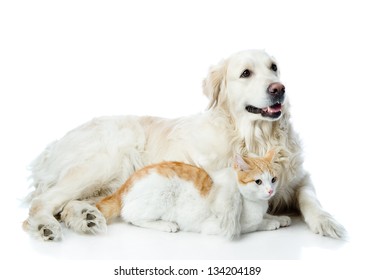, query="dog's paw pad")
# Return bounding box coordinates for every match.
[86,213,96,220]
[63,203,107,234]
[79,208,106,233]
[87,222,96,227]
[37,224,61,241]
[43,228,53,236]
